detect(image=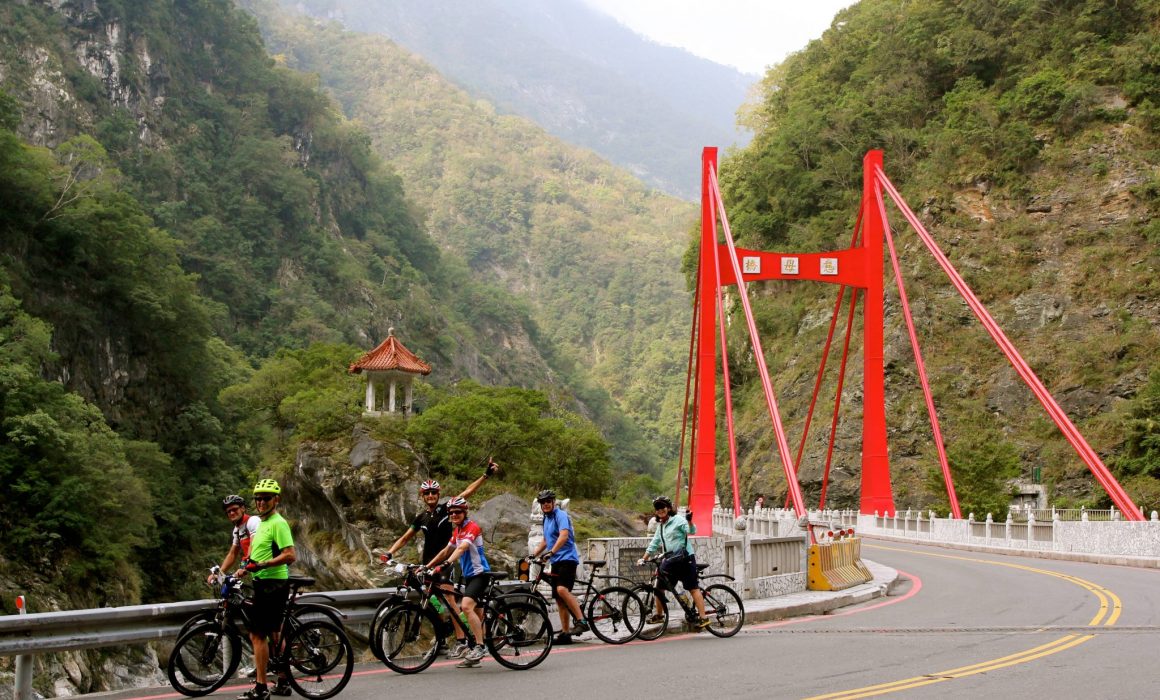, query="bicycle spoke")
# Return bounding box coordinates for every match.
[283,620,353,699]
